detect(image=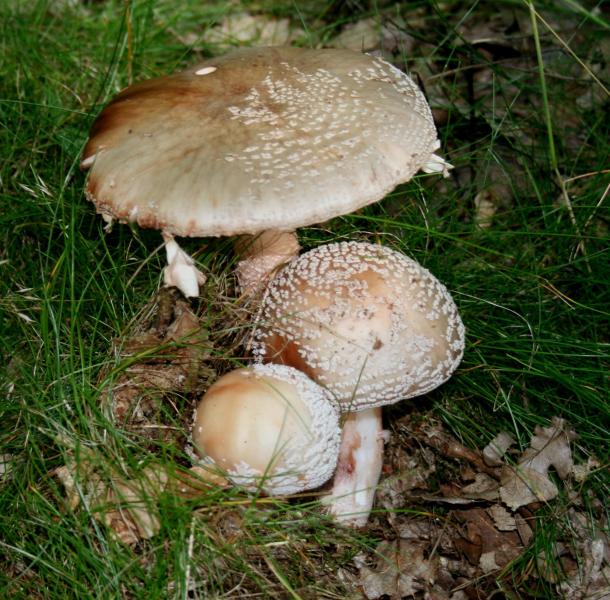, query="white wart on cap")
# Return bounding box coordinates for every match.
[81,46,449,238]
[252,241,465,410]
[191,364,340,495]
